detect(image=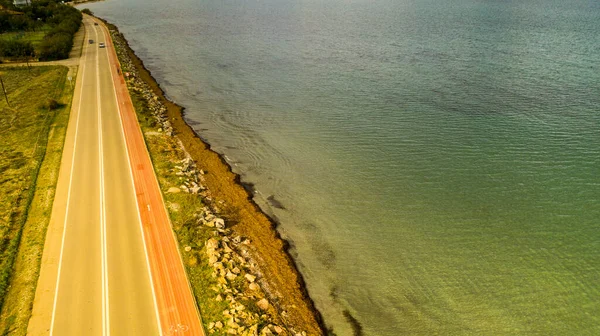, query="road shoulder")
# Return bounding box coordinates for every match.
[25,46,86,336]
